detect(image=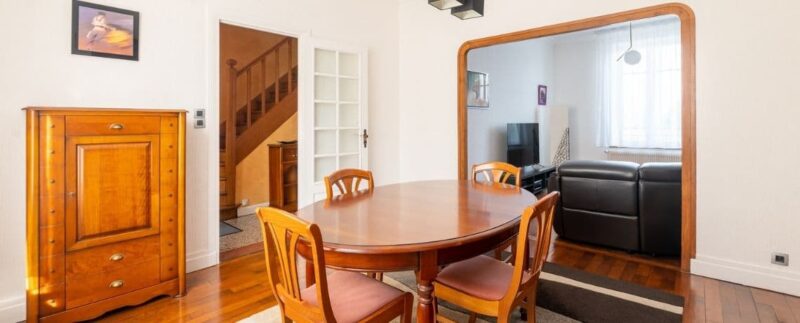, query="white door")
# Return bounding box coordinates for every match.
[298,38,369,207]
